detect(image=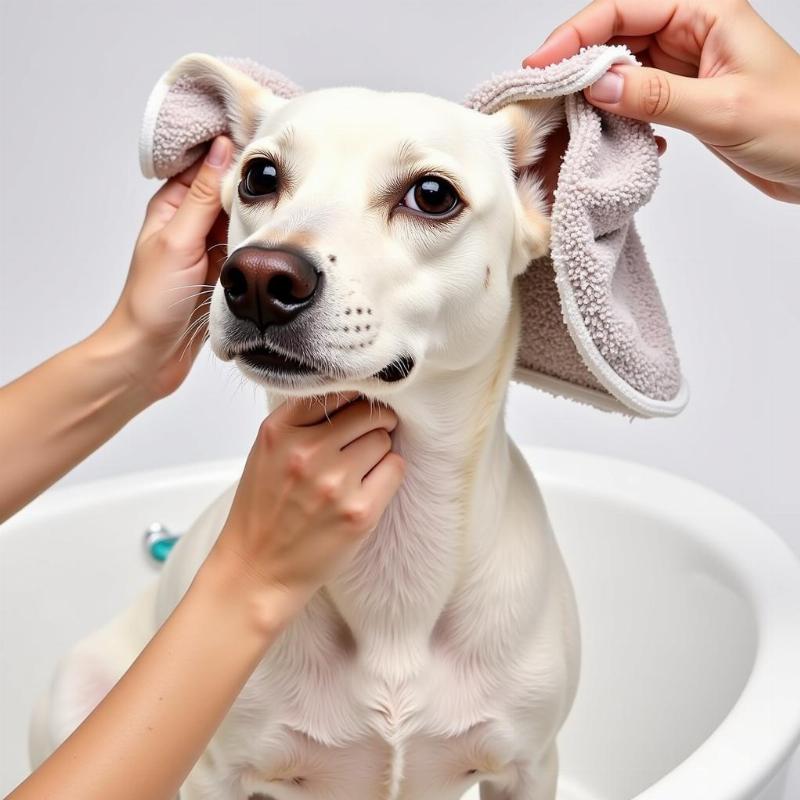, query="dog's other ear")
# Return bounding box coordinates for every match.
[140,53,301,180]
[494,98,565,267]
